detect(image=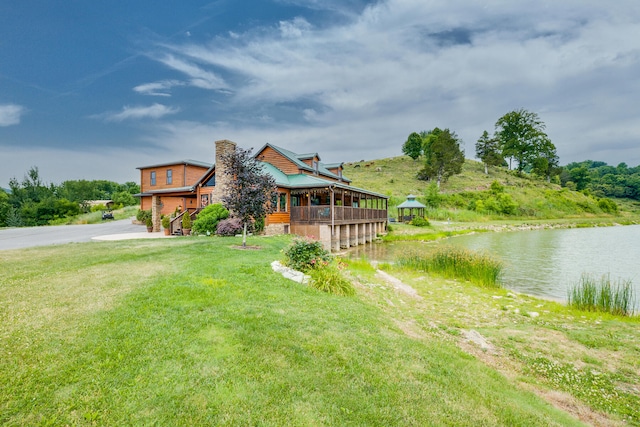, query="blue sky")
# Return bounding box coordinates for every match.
[1,0,639,188]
